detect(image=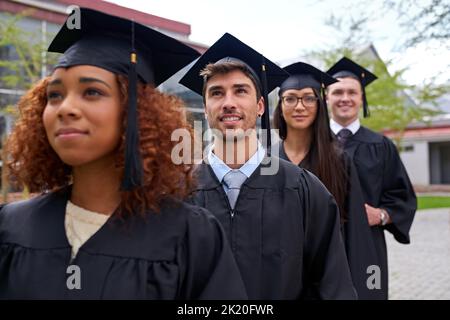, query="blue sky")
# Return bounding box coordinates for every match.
[106,0,449,86]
